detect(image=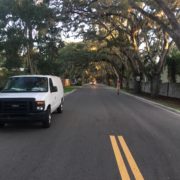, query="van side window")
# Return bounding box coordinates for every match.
[49,78,54,92]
